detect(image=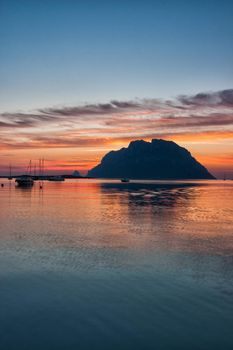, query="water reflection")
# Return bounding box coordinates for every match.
[15,185,33,192]
[100,182,199,207]
[0,179,233,350]
[0,179,233,255]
